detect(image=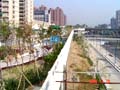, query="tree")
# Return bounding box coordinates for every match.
[0,22,11,45]
[65,25,73,36]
